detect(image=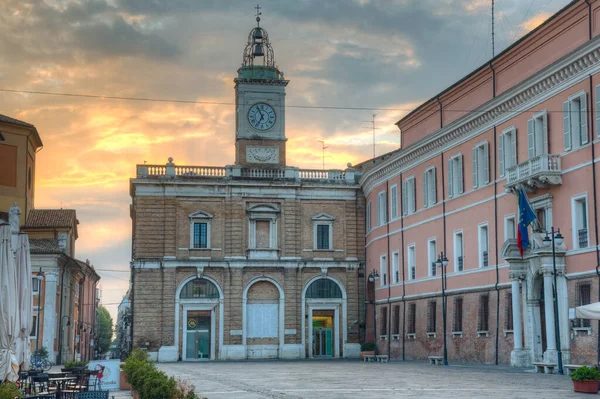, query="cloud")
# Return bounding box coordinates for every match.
[521,11,552,33]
